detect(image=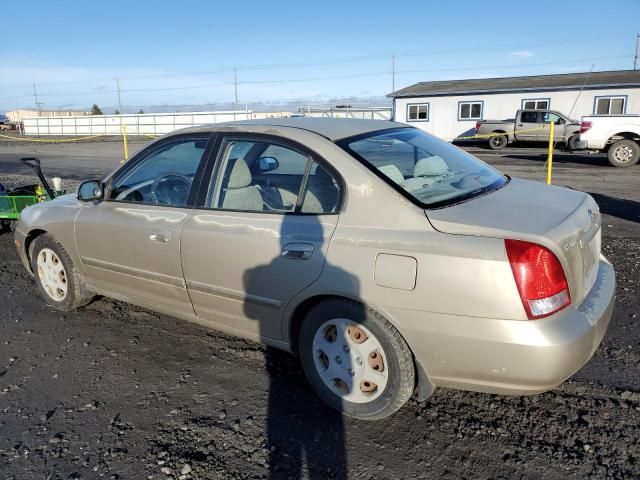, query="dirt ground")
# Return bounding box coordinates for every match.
[0,142,639,479]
